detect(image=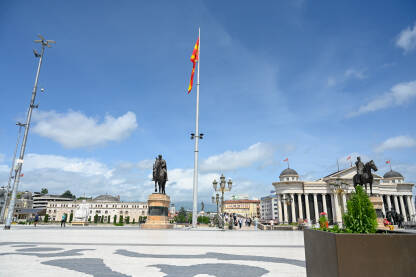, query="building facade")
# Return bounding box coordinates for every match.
[47,194,148,223]
[273,166,415,226]
[260,195,279,221]
[33,192,73,210]
[223,199,260,218]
